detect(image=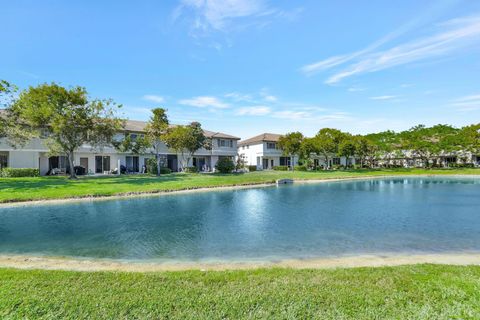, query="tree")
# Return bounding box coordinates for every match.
[11,83,122,179]
[278,131,304,171]
[163,122,208,171]
[0,80,18,139]
[312,128,346,169]
[338,135,356,167]
[144,108,169,176]
[366,130,399,167]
